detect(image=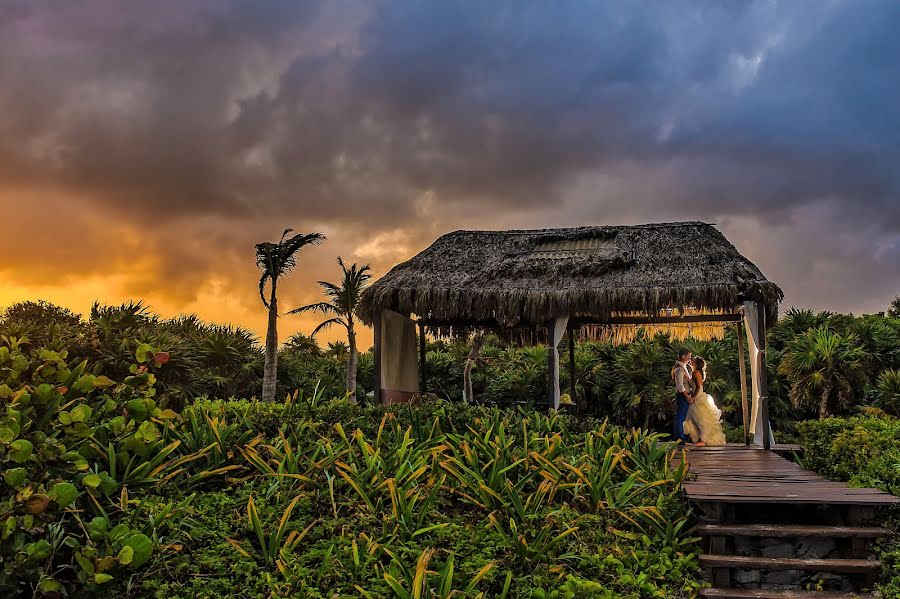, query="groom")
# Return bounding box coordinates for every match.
[672,347,694,445]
